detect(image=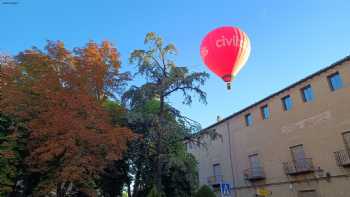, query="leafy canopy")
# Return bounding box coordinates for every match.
[0,41,134,196]
[123,32,209,195]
